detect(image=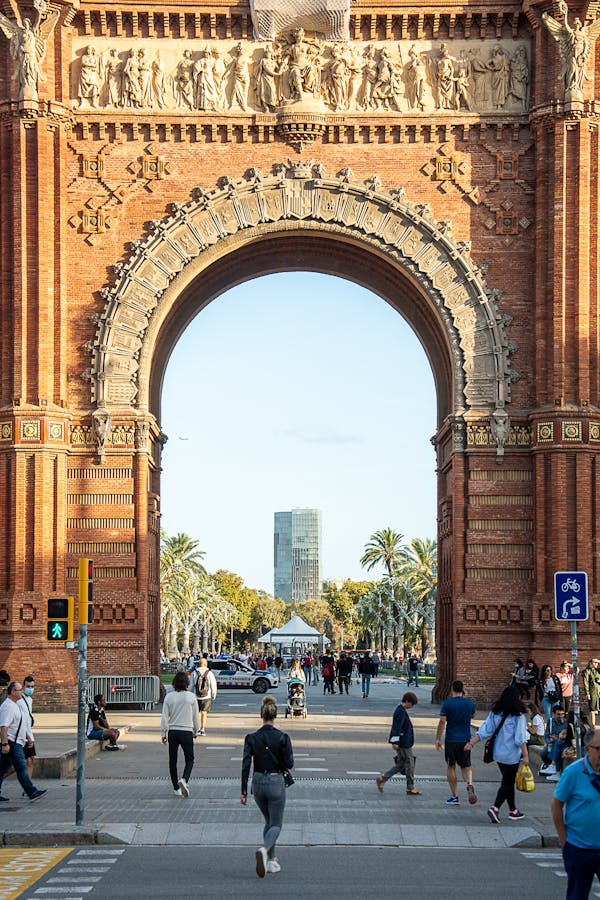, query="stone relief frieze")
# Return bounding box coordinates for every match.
[71,37,531,116]
[87,164,518,425]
